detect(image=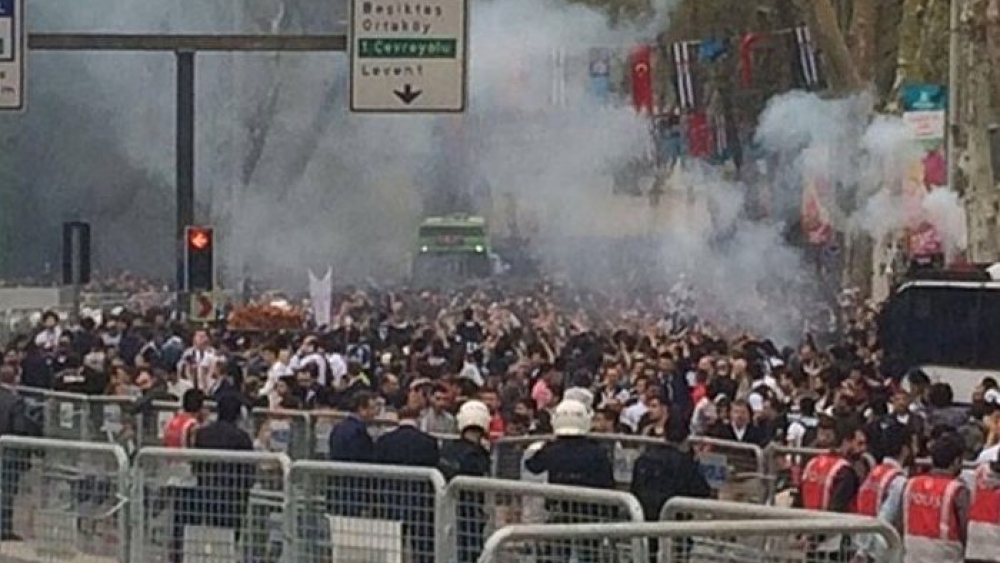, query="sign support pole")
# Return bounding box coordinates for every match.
[176,50,195,316]
[25,33,346,313]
